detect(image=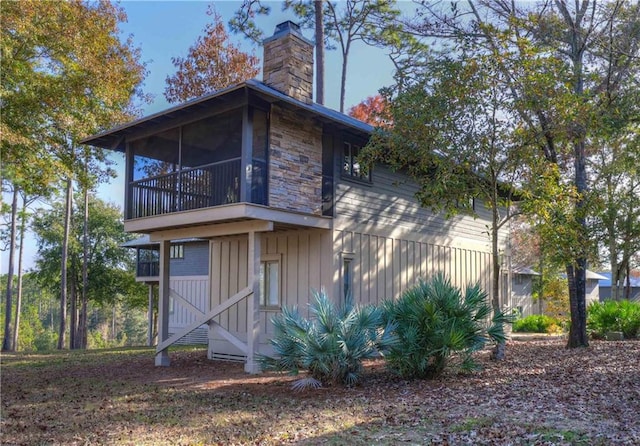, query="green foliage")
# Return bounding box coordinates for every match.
[32,195,147,309]
[261,290,396,389]
[587,300,640,340]
[513,315,562,334]
[382,274,510,379]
